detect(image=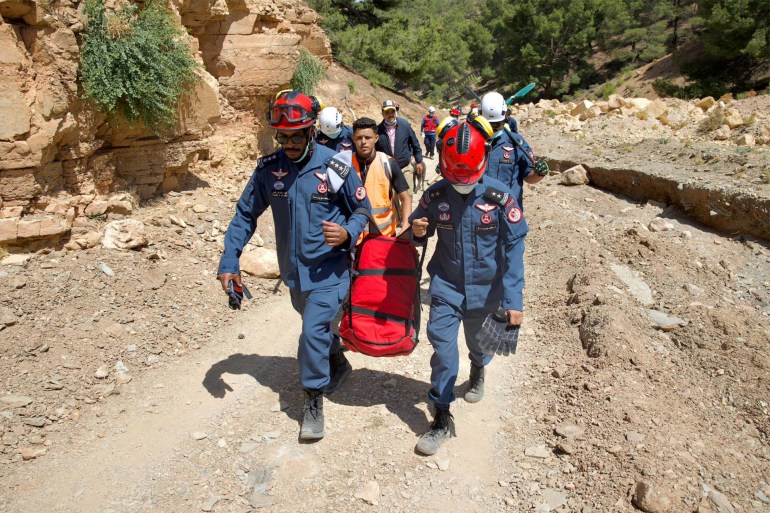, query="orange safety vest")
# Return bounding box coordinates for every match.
[352,152,398,241]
